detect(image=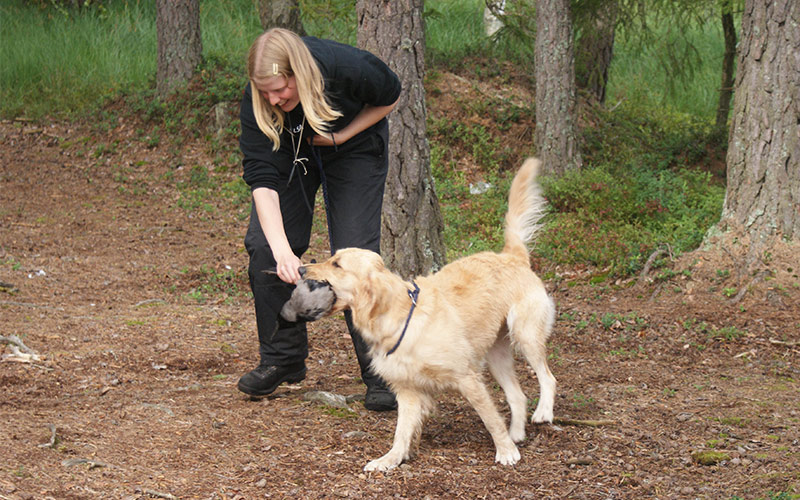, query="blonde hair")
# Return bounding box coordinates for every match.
[247,28,342,151]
